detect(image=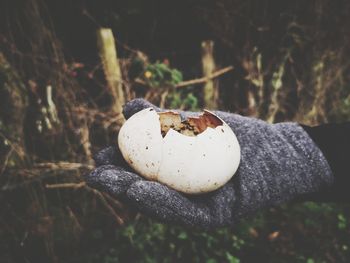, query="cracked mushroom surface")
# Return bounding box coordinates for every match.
[118,107,240,194]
